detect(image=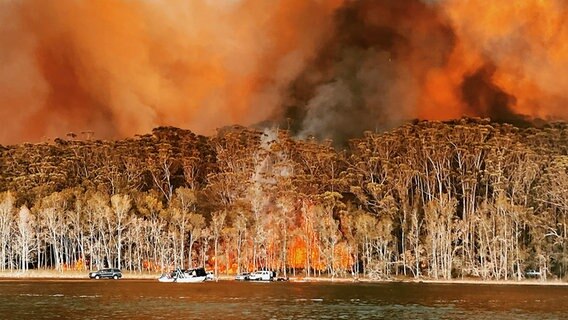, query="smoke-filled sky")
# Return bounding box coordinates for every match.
[1,0,567,144]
